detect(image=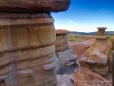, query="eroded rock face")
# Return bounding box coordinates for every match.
[73,67,111,86]
[69,39,95,59]
[80,60,109,77]
[0,13,57,86]
[80,28,109,77]
[84,37,109,57]
[106,38,114,74]
[55,30,76,74]
[0,0,71,12]
[56,67,111,86]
